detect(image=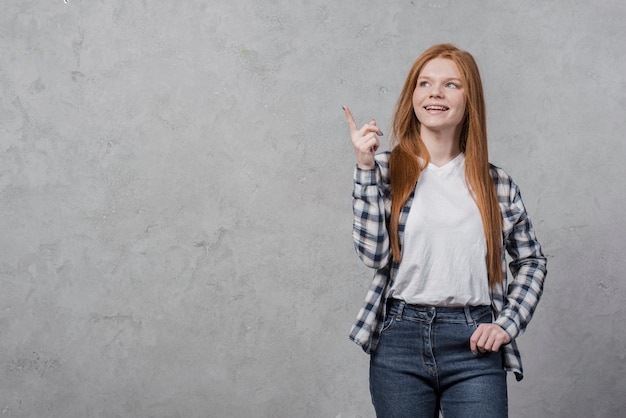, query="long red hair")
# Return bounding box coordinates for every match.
[389,44,503,286]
